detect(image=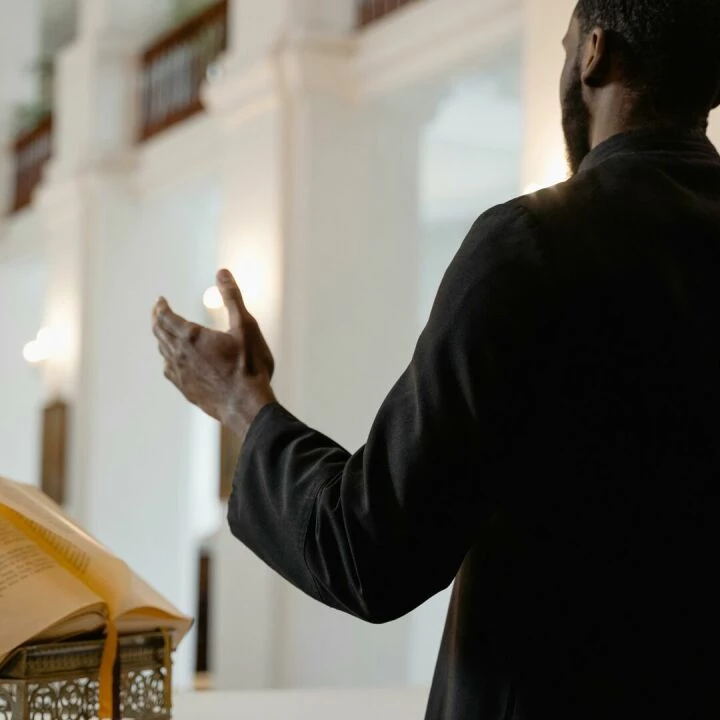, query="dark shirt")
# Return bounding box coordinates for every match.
[229,131,720,719]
